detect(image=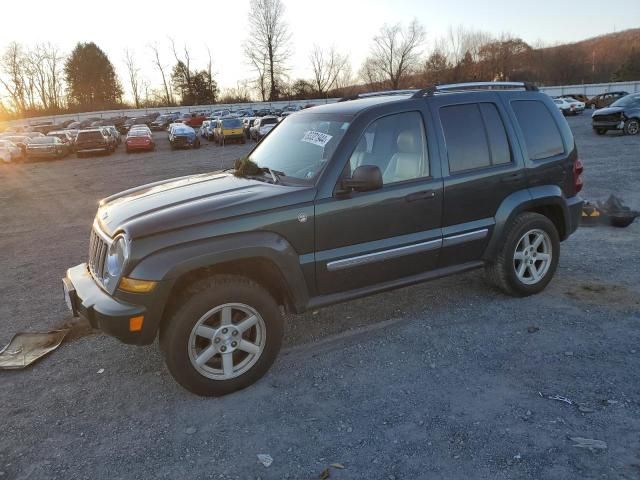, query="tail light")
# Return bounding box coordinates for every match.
[573,157,584,194]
